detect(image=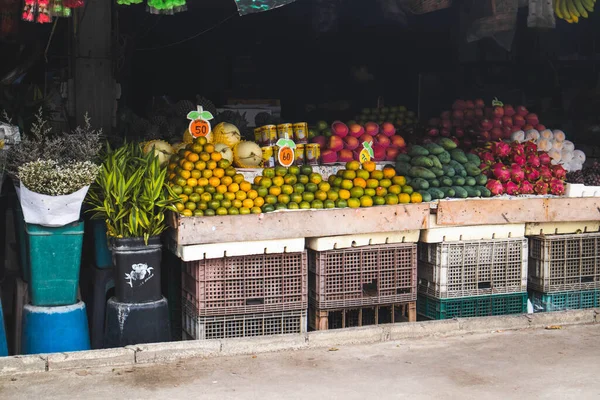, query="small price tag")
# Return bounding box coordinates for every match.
[187,106,214,138]
[360,141,374,163]
[276,138,296,167]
